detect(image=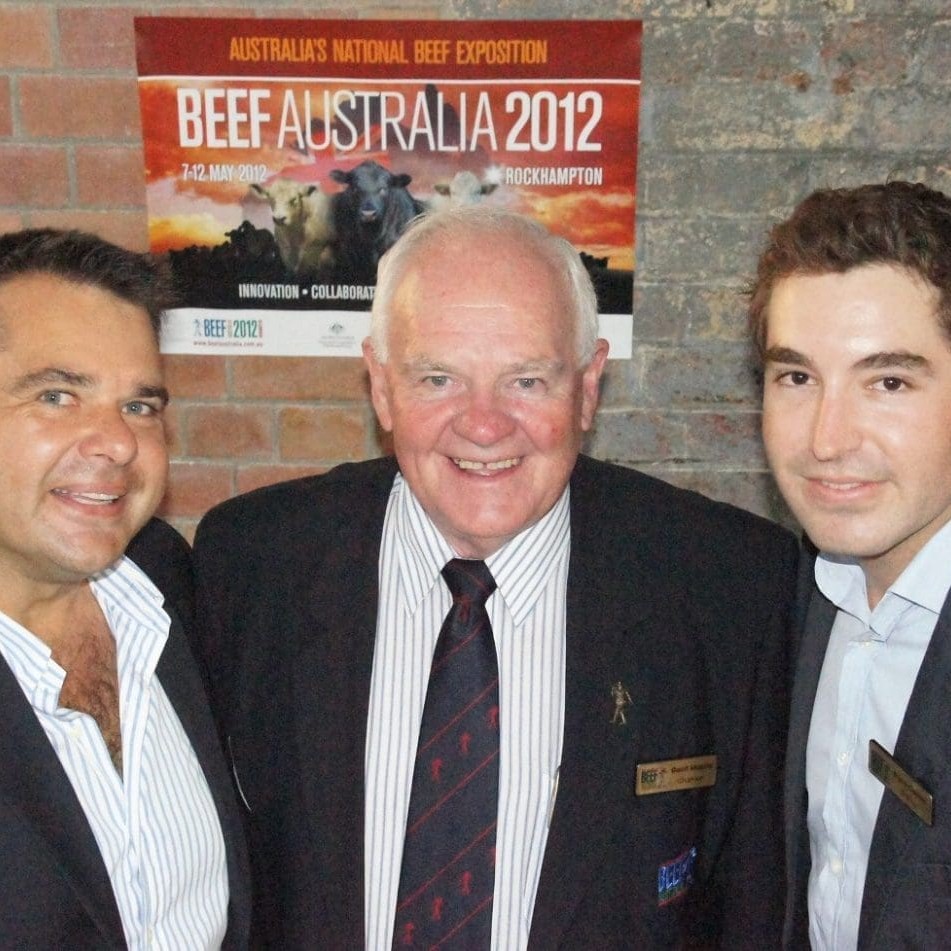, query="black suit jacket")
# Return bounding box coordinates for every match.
[784,547,951,948]
[194,455,798,948]
[0,518,251,949]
